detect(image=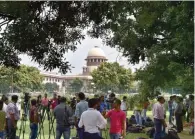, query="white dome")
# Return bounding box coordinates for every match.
[87,46,106,57]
